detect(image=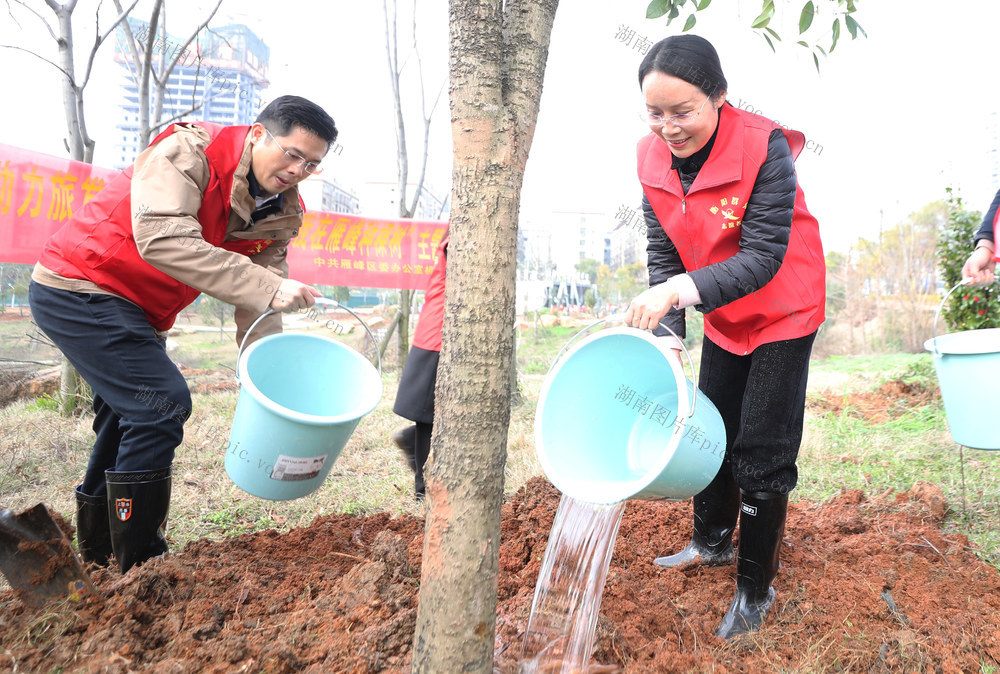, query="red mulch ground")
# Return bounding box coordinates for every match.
[2,474,999,673]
